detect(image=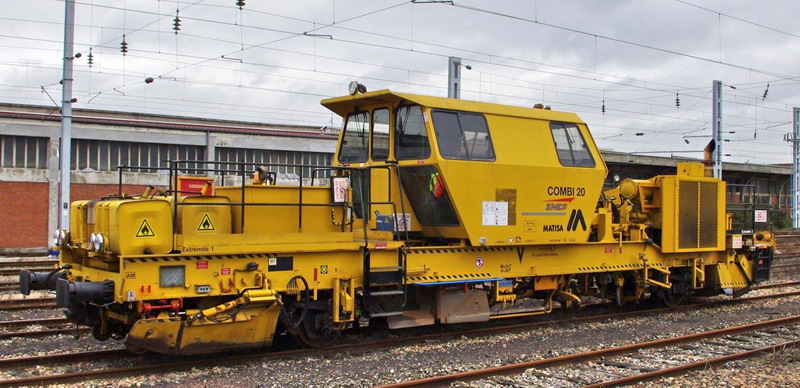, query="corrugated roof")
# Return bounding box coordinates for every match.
[0,106,338,139]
